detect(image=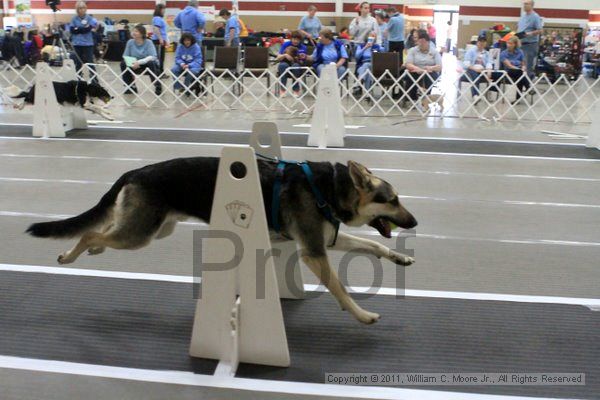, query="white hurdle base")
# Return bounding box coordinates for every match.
[308,64,346,148]
[249,122,305,300]
[32,60,87,138]
[586,101,600,150]
[190,146,290,376]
